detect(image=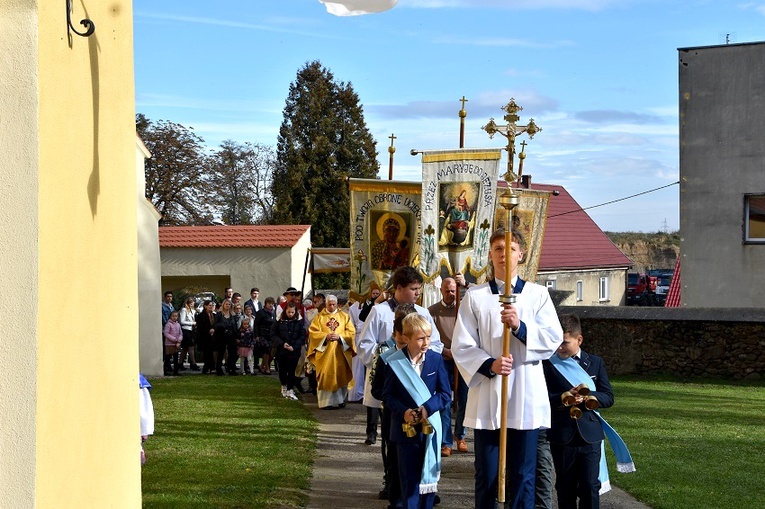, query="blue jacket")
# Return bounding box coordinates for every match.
[382,348,451,443]
[542,350,614,445]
